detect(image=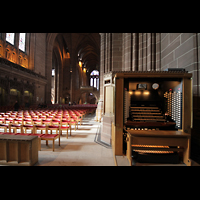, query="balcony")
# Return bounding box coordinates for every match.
[80,86,98,92]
